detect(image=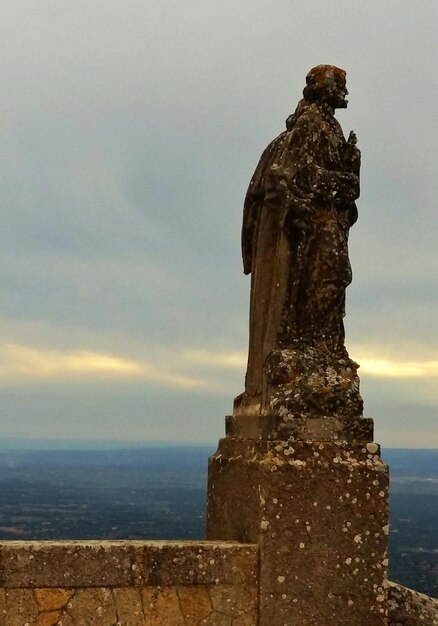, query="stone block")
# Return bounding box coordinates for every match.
[0,541,141,588]
[140,541,258,587]
[208,437,389,625]
[34,588,72,610]
[113,587,145,625]
[141,586,185,625]
[0,589,39,626]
